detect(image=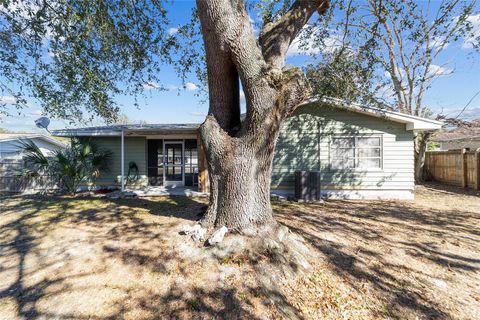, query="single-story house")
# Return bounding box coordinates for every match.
[432,120,480,151]
[0,133,67,159]
[51,97,443,200]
